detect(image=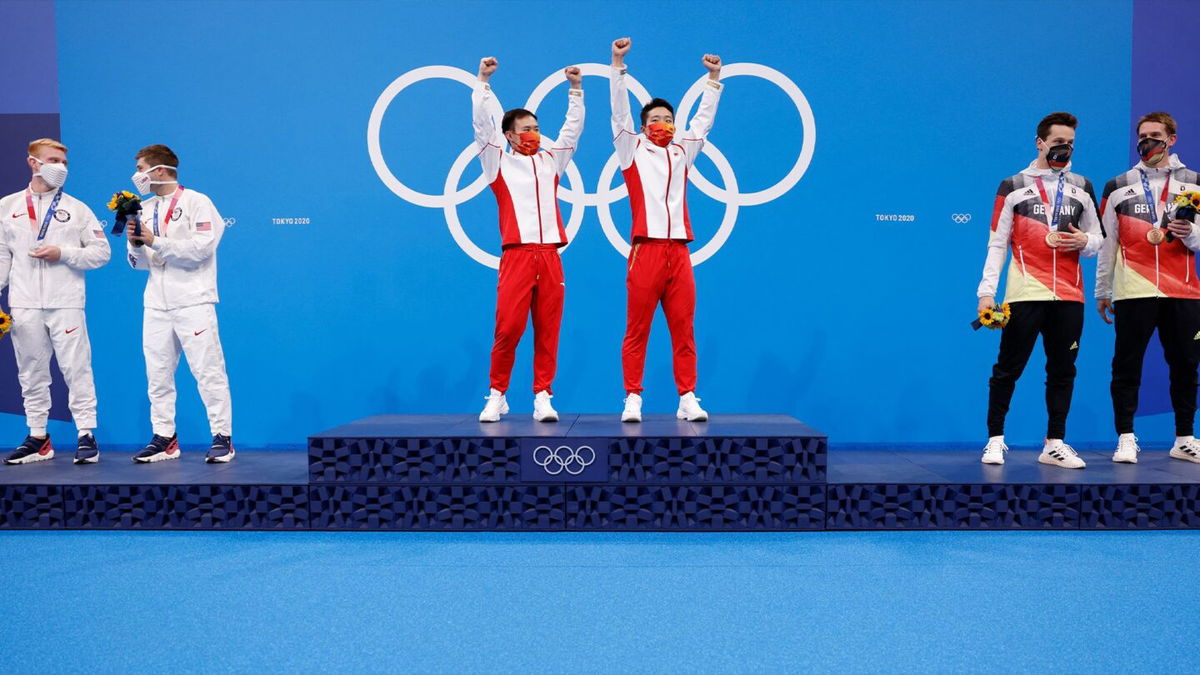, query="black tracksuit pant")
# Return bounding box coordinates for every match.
[1111,297,1200,436]
[987,300,1084,439]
